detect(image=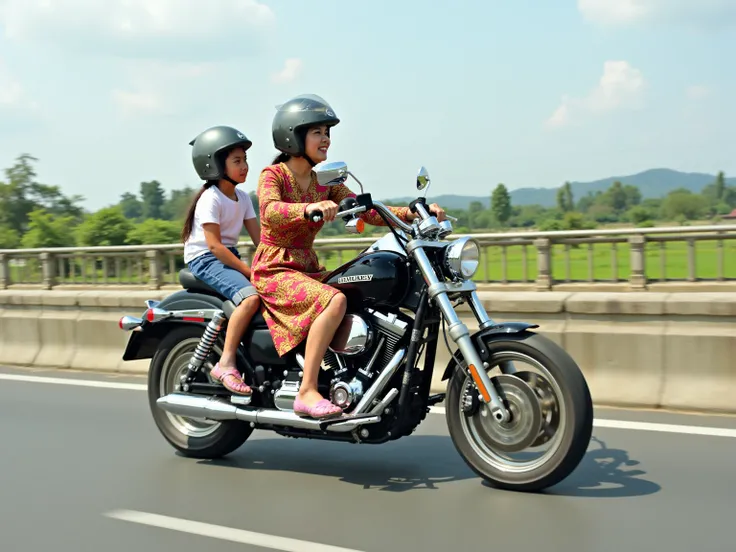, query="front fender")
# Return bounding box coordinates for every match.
[440,322,539,381]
